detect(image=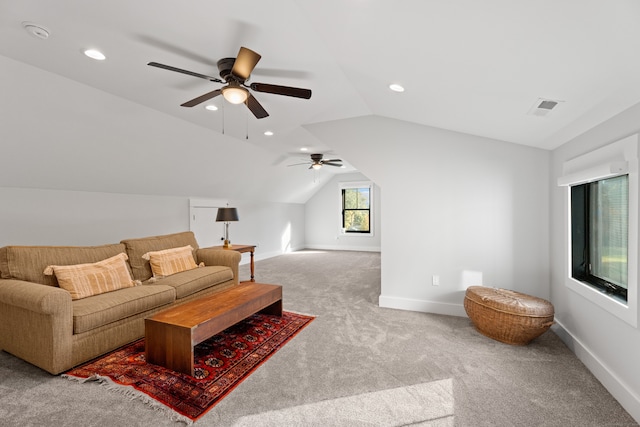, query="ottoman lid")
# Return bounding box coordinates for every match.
[465,286,554,317]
